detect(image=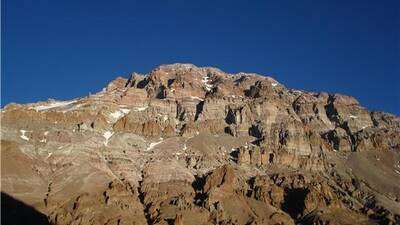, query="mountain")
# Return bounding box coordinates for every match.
[1,63,399,225]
